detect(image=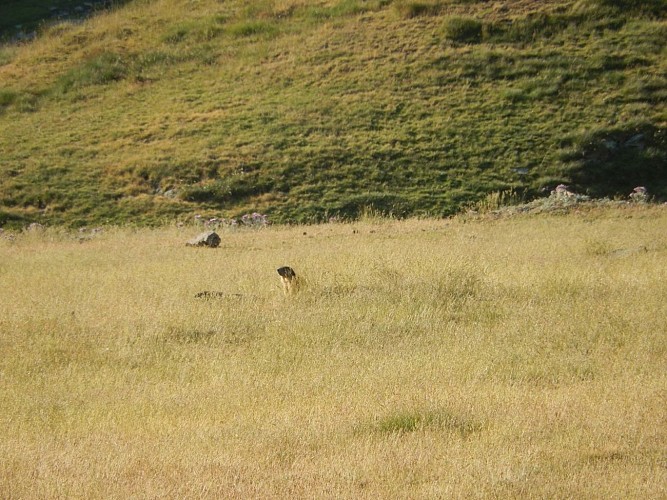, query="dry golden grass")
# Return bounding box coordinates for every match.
[1,207,666,498]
